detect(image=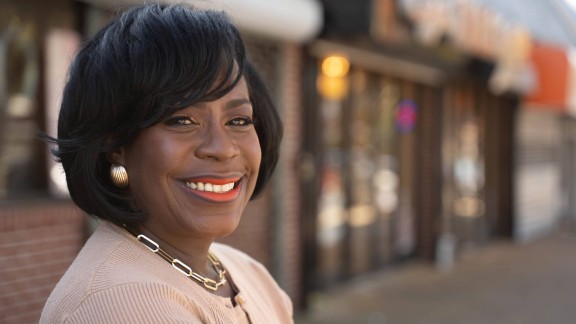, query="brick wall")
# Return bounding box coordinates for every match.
[276,44,303,306]
[0,201,85,324]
